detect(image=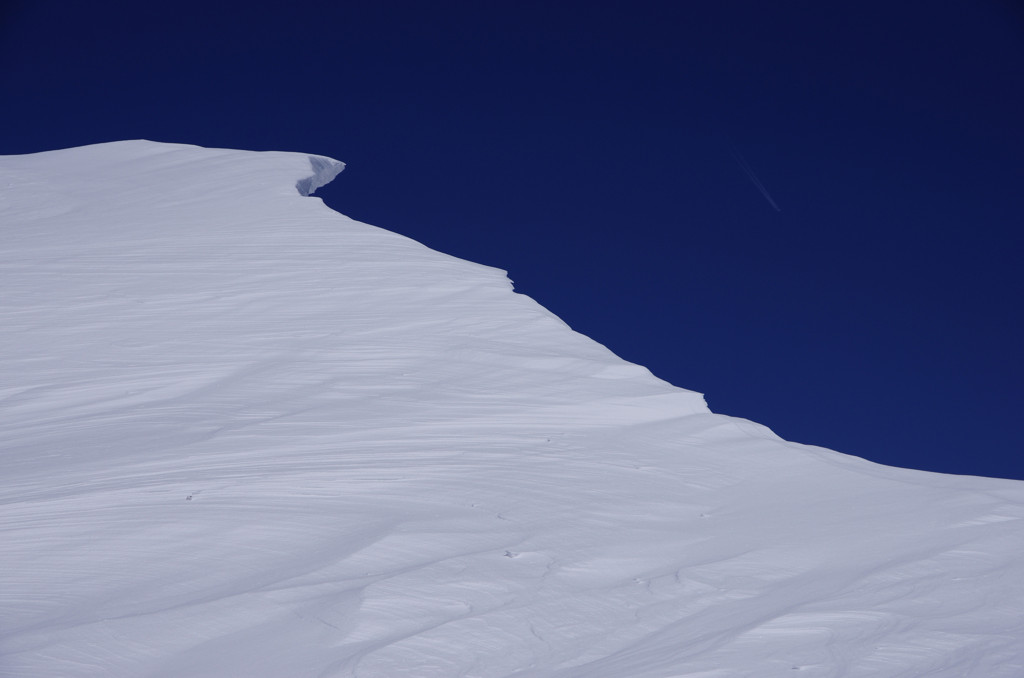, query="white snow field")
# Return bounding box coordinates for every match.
[2,141,1023,678]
